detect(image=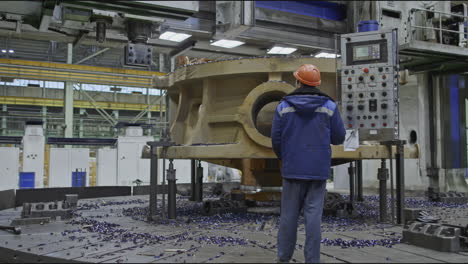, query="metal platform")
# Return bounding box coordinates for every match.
[0,195,467,263]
